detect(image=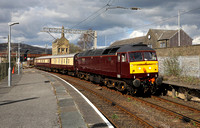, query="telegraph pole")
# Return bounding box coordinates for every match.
[178,10,181,47]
